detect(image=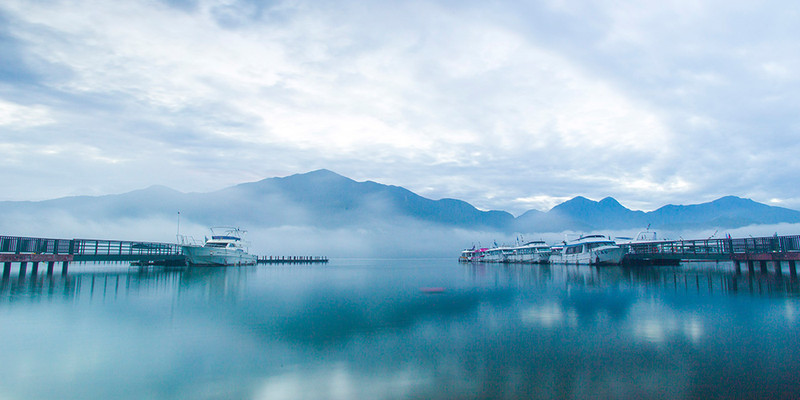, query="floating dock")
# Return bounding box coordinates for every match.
[257,256,328,264]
